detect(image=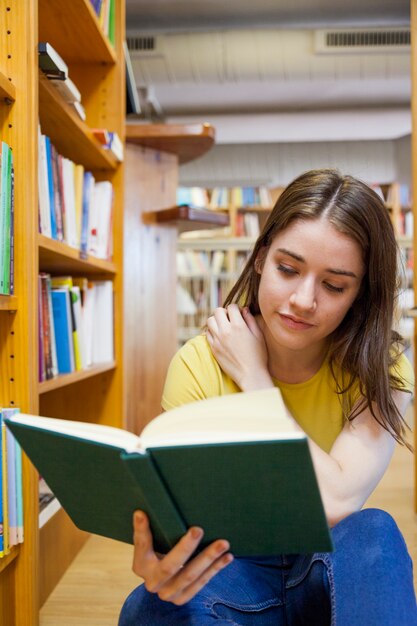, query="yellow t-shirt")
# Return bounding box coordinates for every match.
[161,334,414,453]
